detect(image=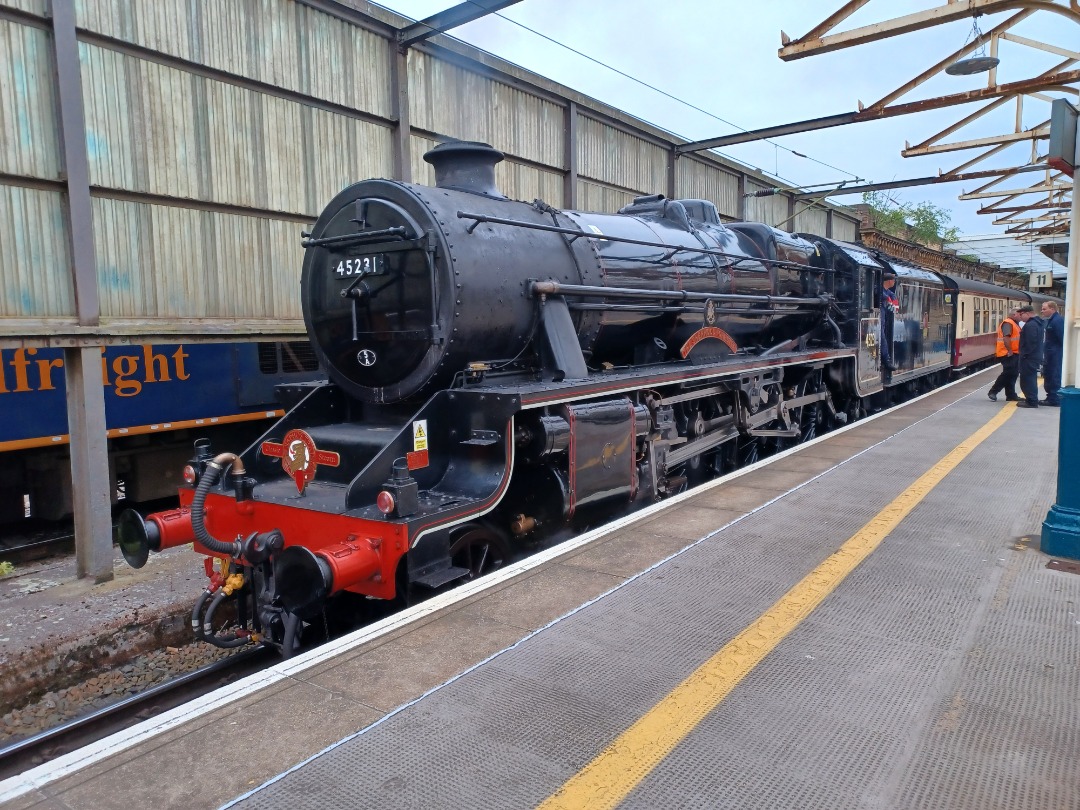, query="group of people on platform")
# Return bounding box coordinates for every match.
[987,301,1065,408]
